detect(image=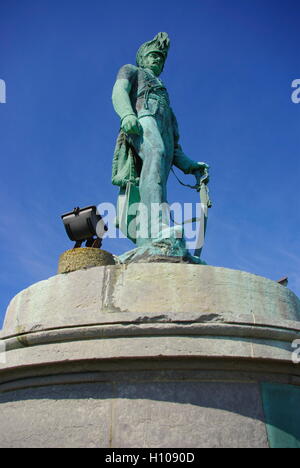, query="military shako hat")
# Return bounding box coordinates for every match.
[136,32,170,67]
